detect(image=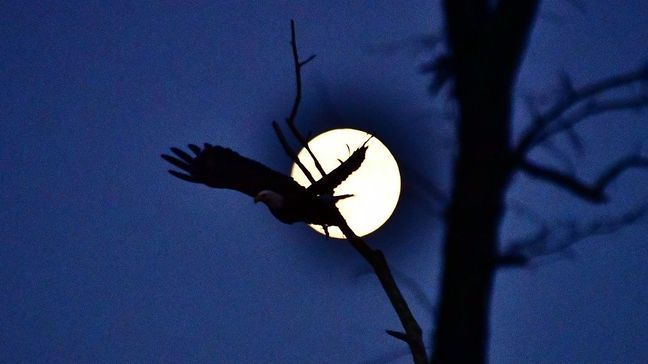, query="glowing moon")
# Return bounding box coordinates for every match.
[290,128,401,238]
